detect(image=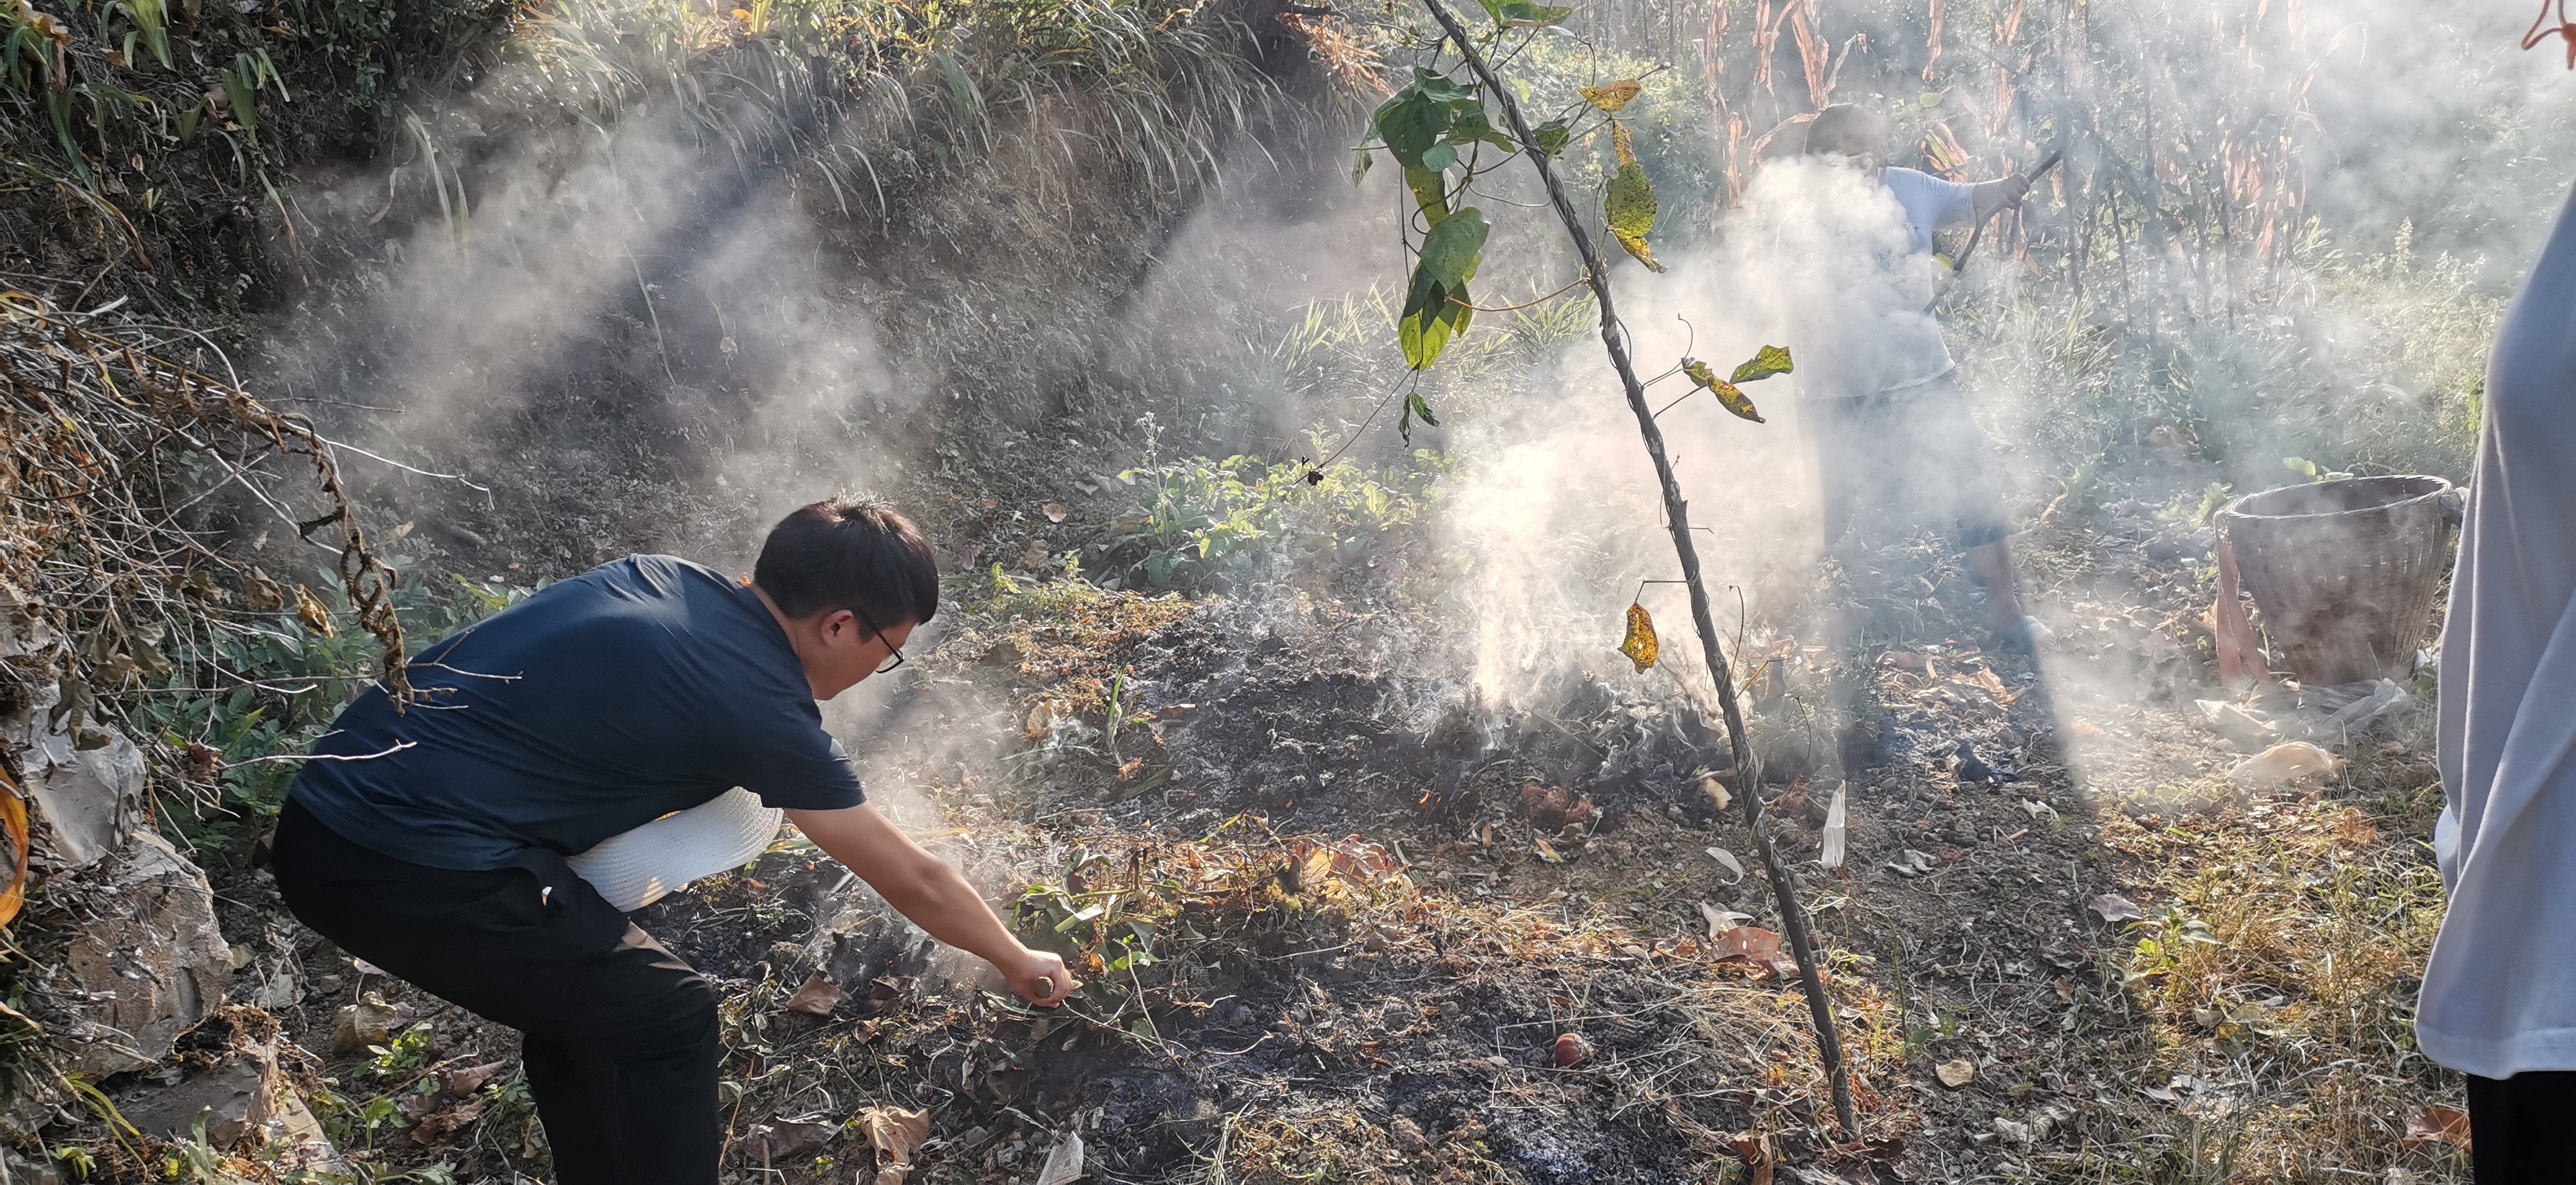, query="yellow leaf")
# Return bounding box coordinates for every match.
[1618,602,1659,672]
[1681,359,1765,422]
[1612,120,1636,167]
[293,585,336,636]
[1604,162,1663,273]
[1580,79,1642,113]
[1612,228,1666,273]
